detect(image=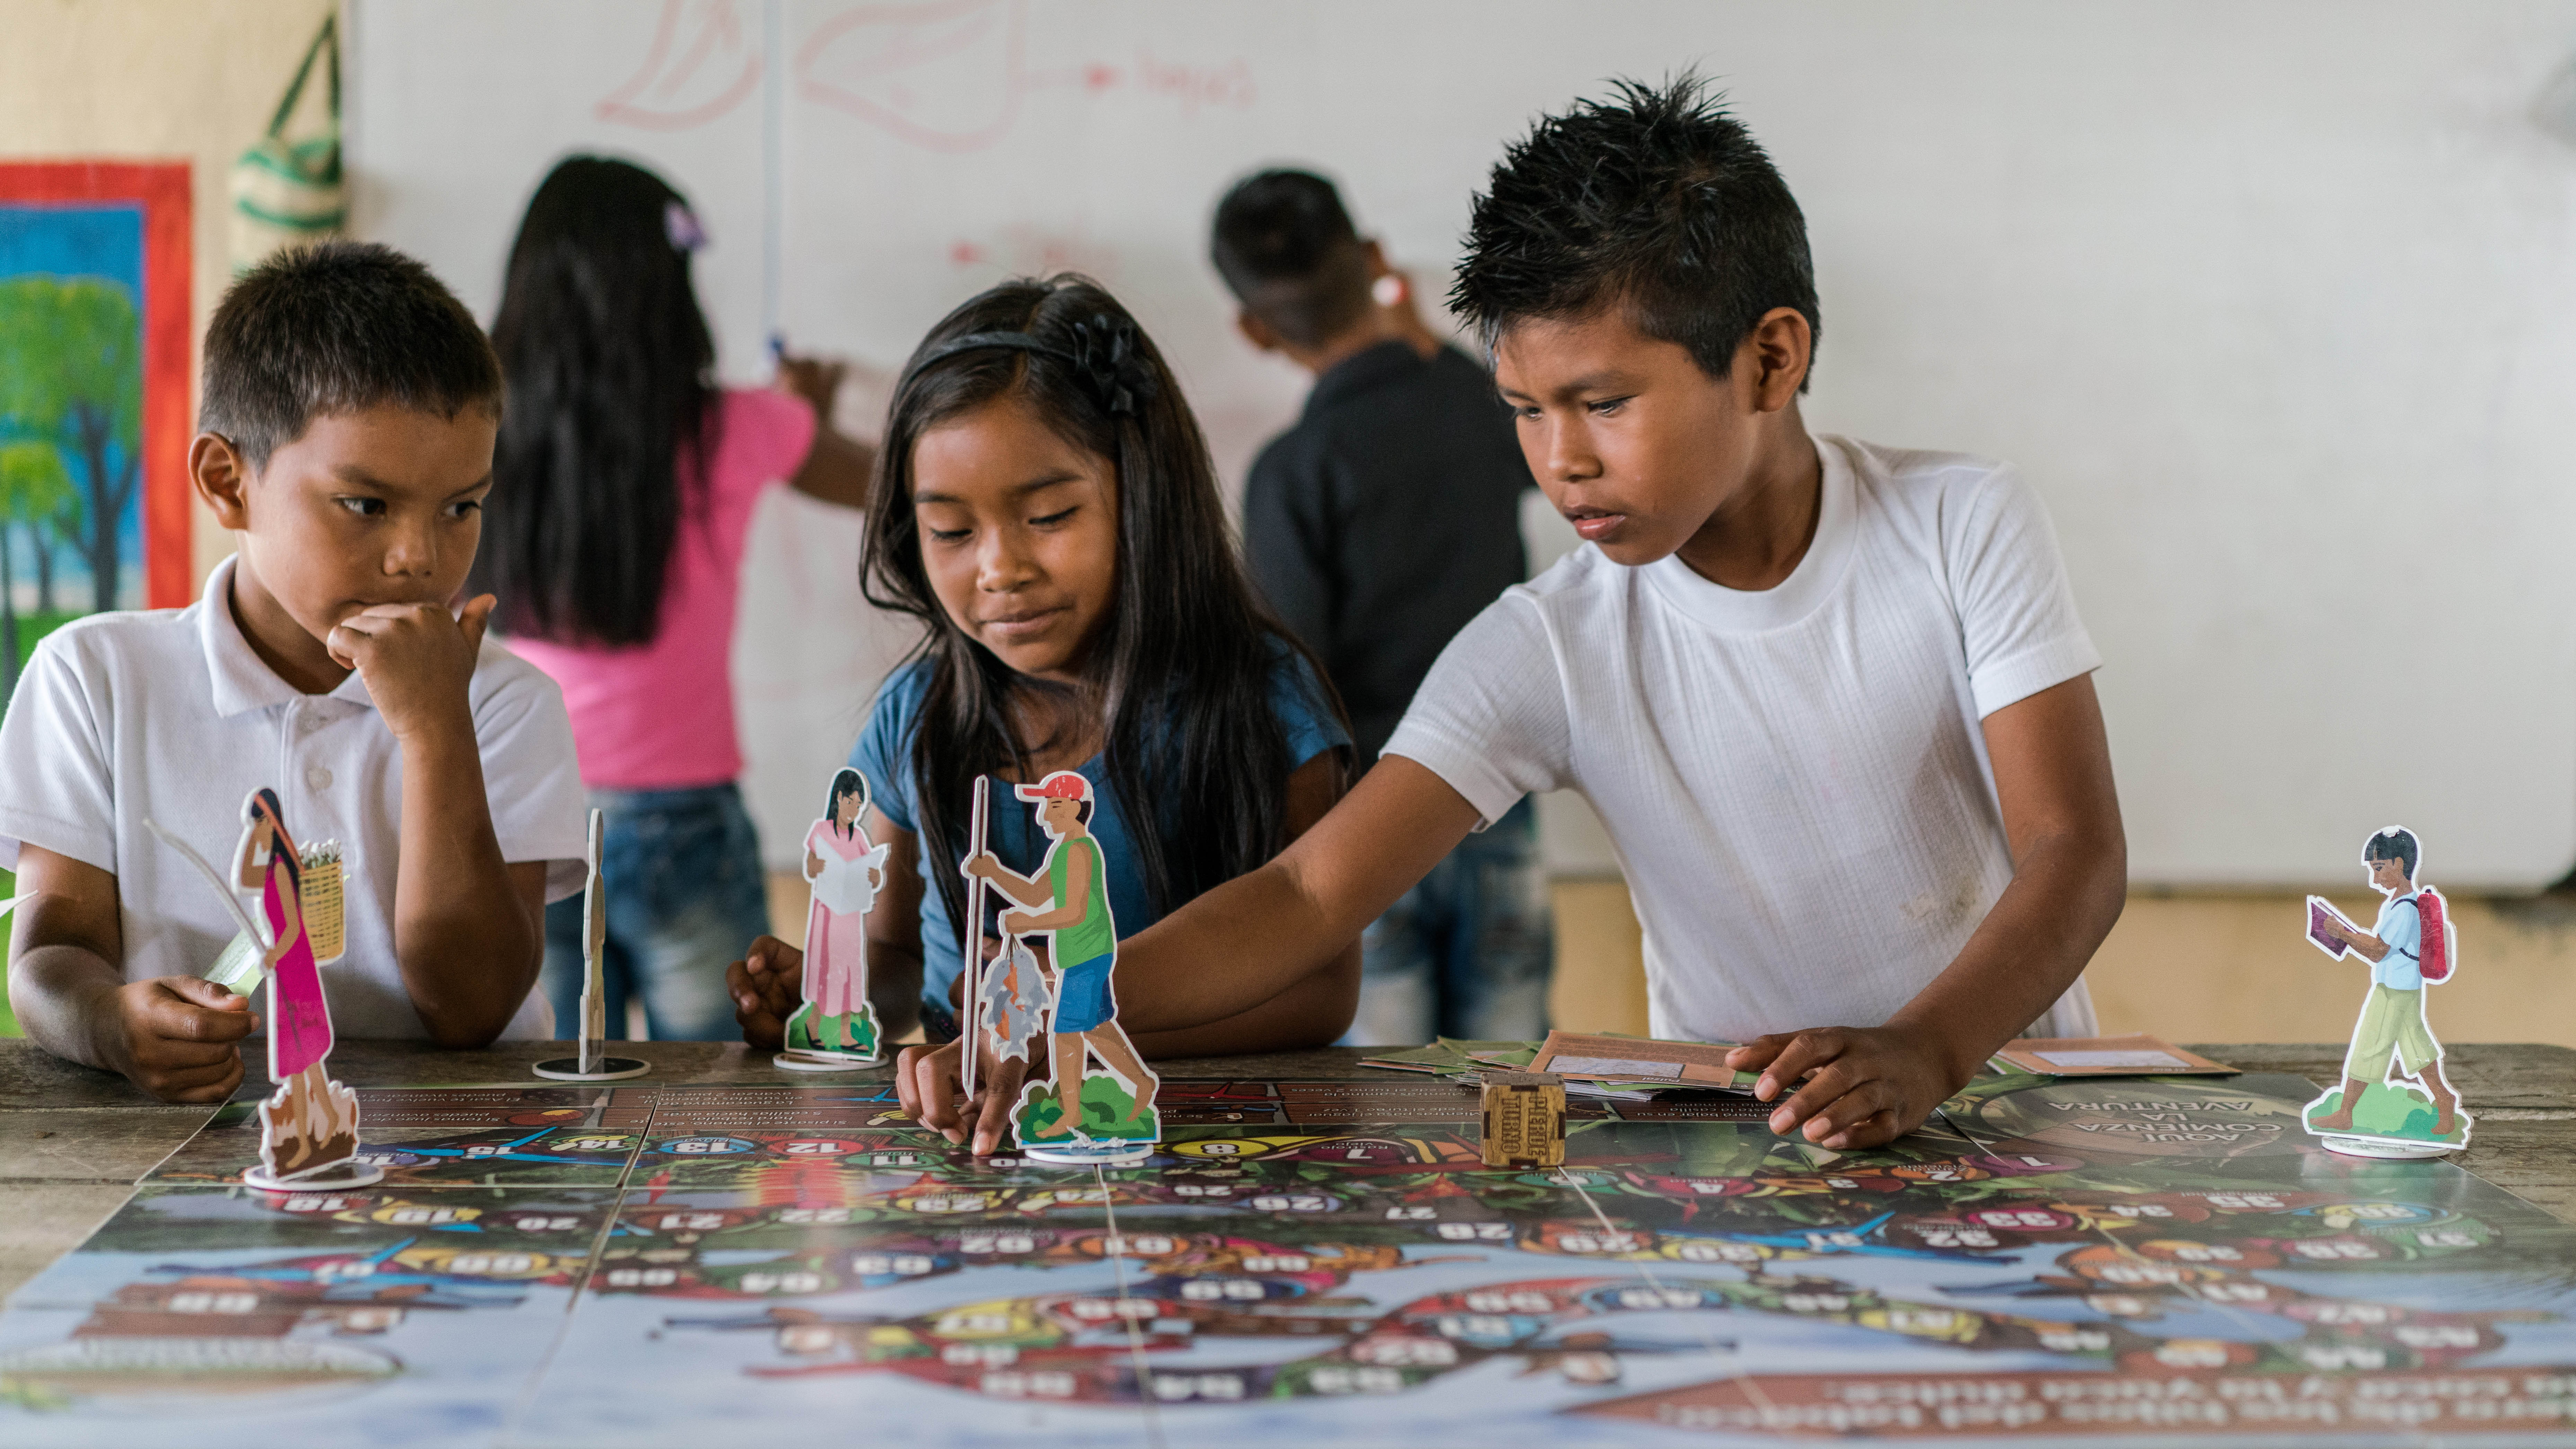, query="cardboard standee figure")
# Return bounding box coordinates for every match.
[777,769,891,1071]
[962,770,1161,1164]
[2301,825,2472,1158]
[534,810,650,1082]
[151,790,379,1191]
